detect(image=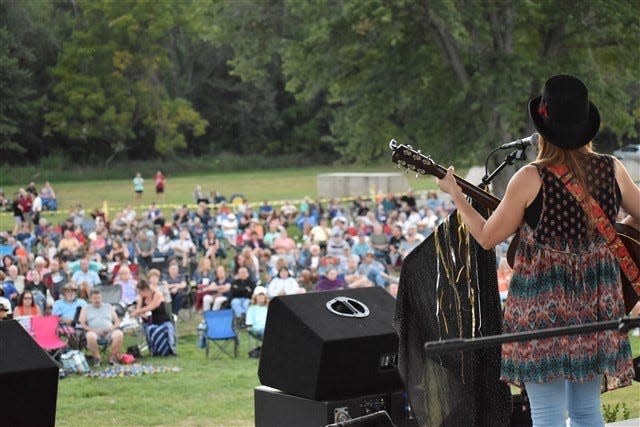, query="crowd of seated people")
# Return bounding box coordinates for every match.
[1,183,471,360]
[0,182,537,359]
